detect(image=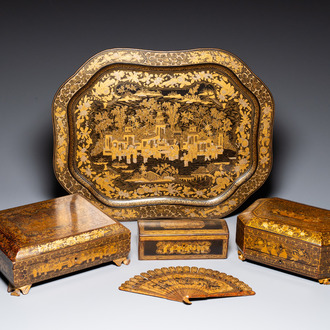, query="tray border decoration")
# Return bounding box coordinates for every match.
[52,48,274,220]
